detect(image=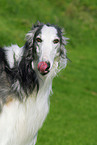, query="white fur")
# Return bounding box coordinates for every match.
[4,45,24,68]
[0,25,67,145]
